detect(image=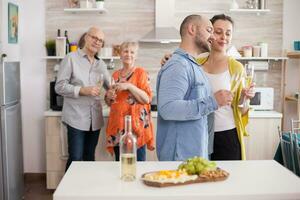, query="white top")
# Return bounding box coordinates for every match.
[205,70,236,132]
[53,160,300,200]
